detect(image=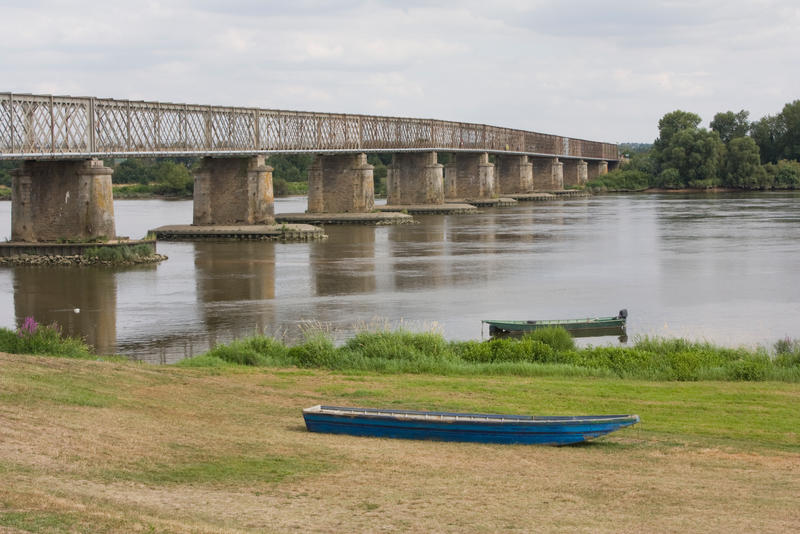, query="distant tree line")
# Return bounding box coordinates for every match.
[592,99,800,191]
